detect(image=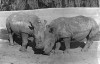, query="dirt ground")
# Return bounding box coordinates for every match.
[0,29,99,64]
